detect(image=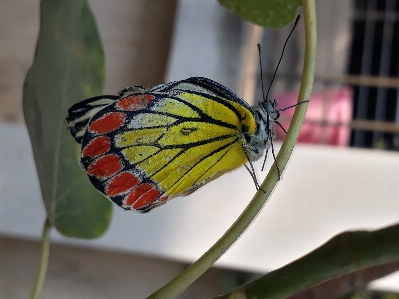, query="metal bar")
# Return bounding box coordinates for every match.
[354,0,377,147]
[372,0,396,145]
